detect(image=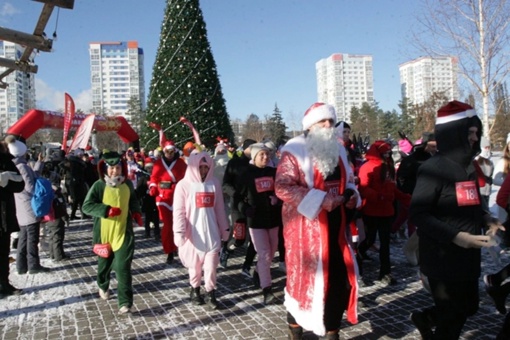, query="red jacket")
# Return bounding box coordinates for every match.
[358,143,410,217]
[496,174,510,211]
